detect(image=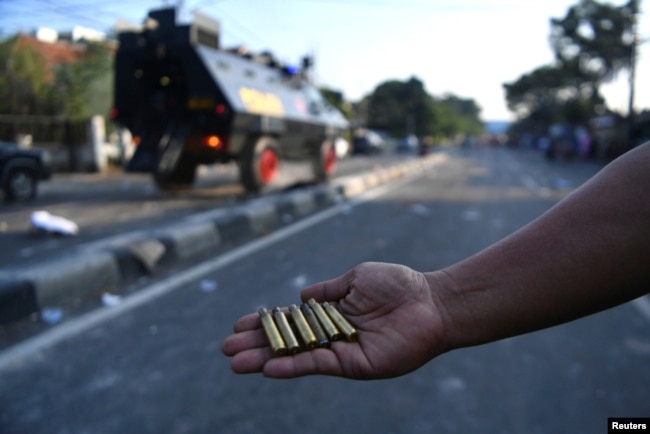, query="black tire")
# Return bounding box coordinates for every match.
[238,136,279,194]
[312,139,337,182]
[154,155,197,191]
[4,168,37,202]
